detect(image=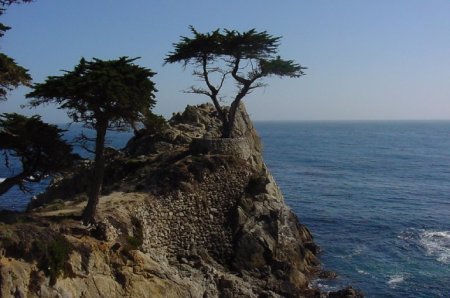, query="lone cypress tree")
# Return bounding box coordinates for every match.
[0,113,75,196]
[26,57,157,223]
[165,27,306,137]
